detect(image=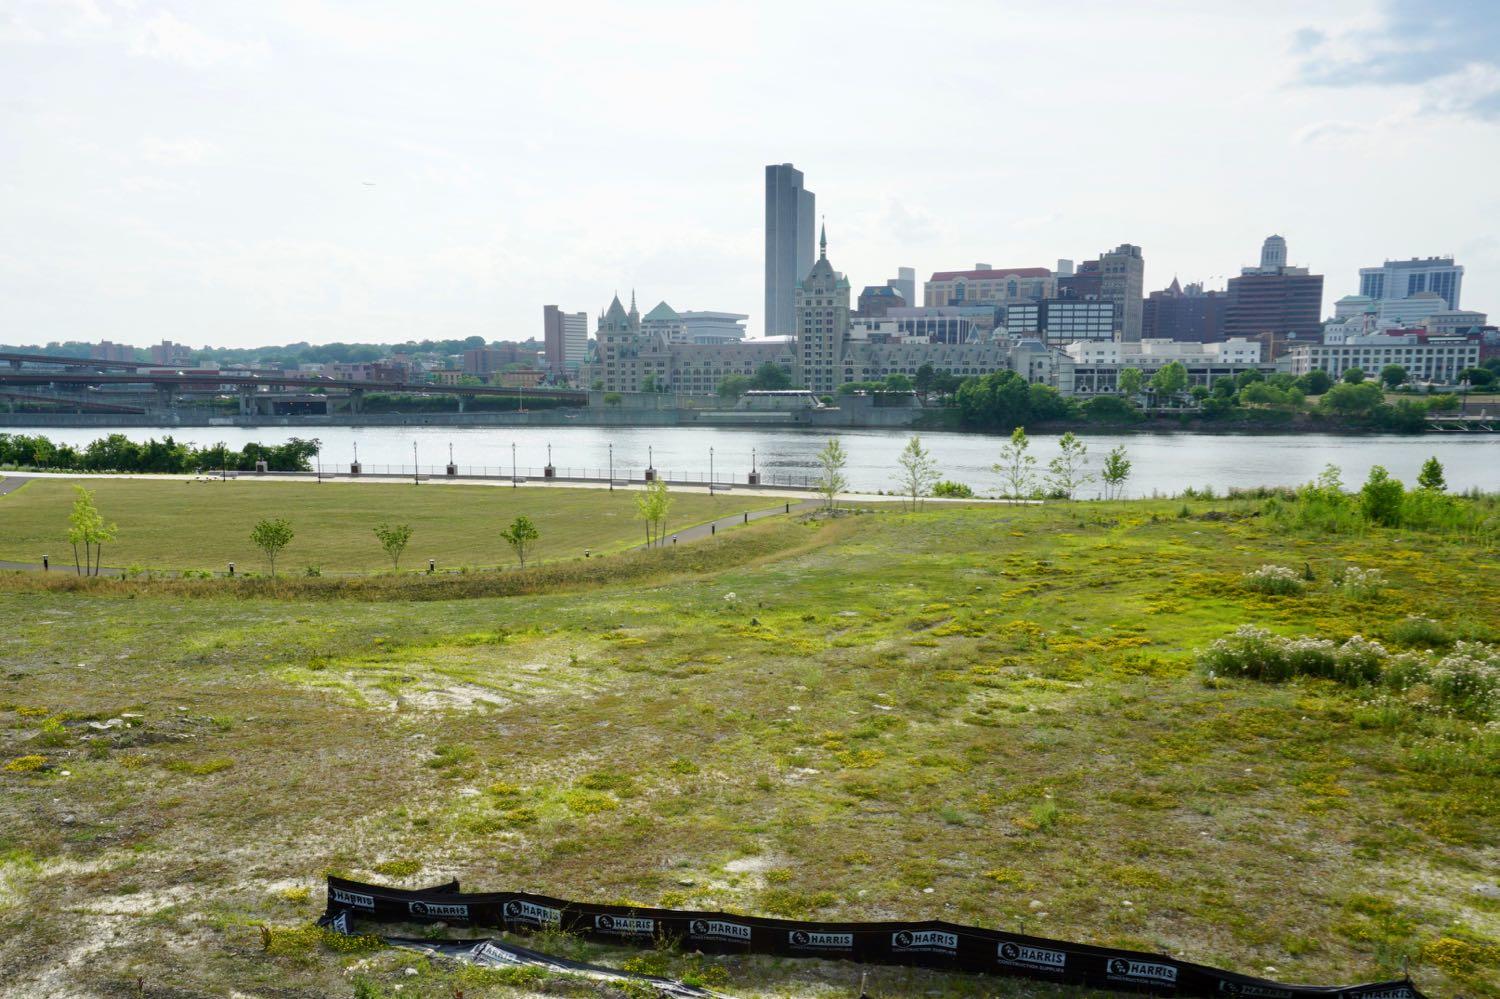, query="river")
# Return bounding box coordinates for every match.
[5,424,1496,496]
